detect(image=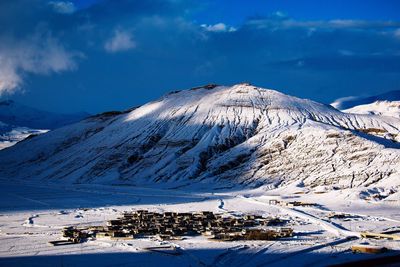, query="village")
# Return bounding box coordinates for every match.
[55,210,294,245]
